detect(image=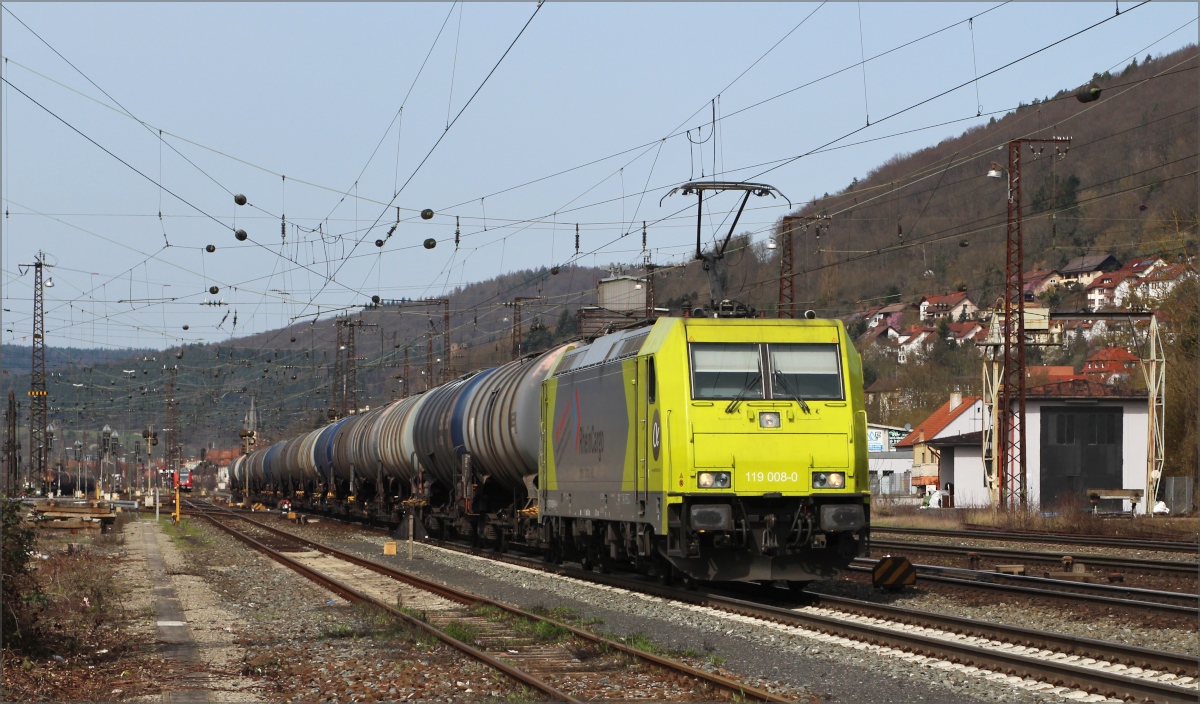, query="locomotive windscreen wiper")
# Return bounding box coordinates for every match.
[773,369,811,414]
[724,375,761,414]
